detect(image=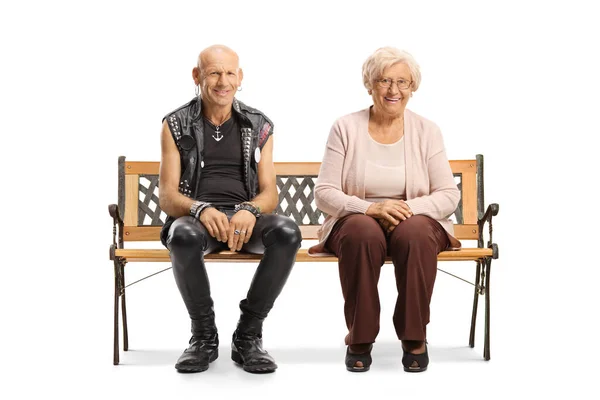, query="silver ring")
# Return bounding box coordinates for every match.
[234,230,241,235]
